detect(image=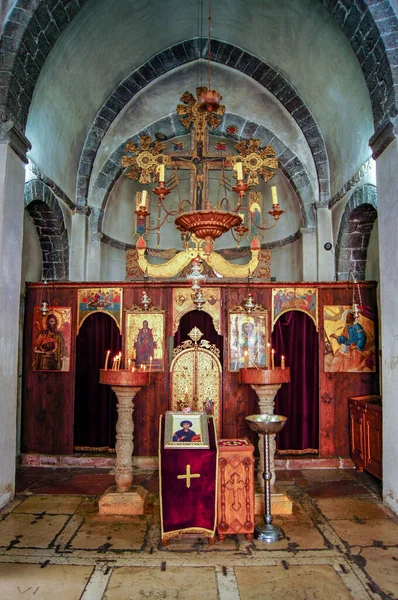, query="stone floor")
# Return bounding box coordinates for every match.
[0,466,397,599]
